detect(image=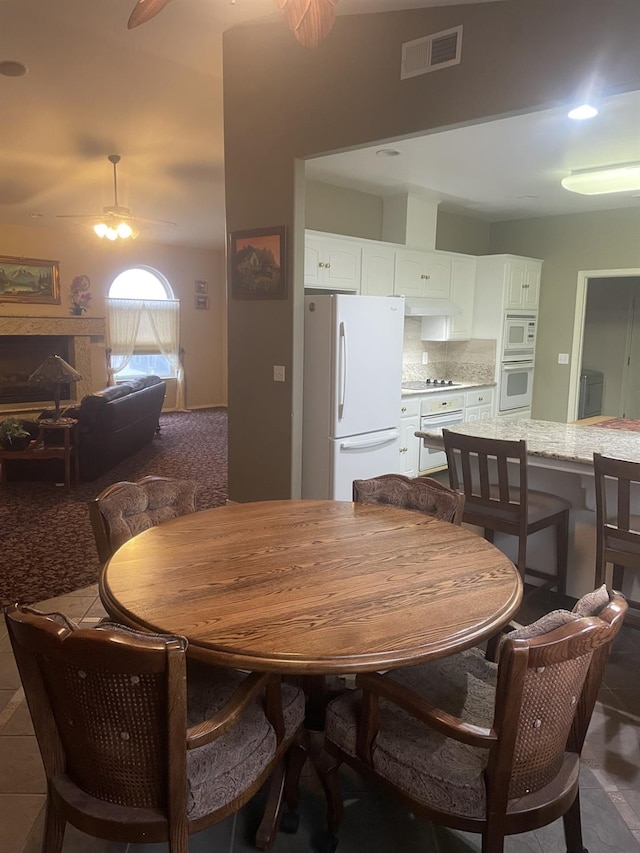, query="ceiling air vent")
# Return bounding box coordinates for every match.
[401,25,463,80]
